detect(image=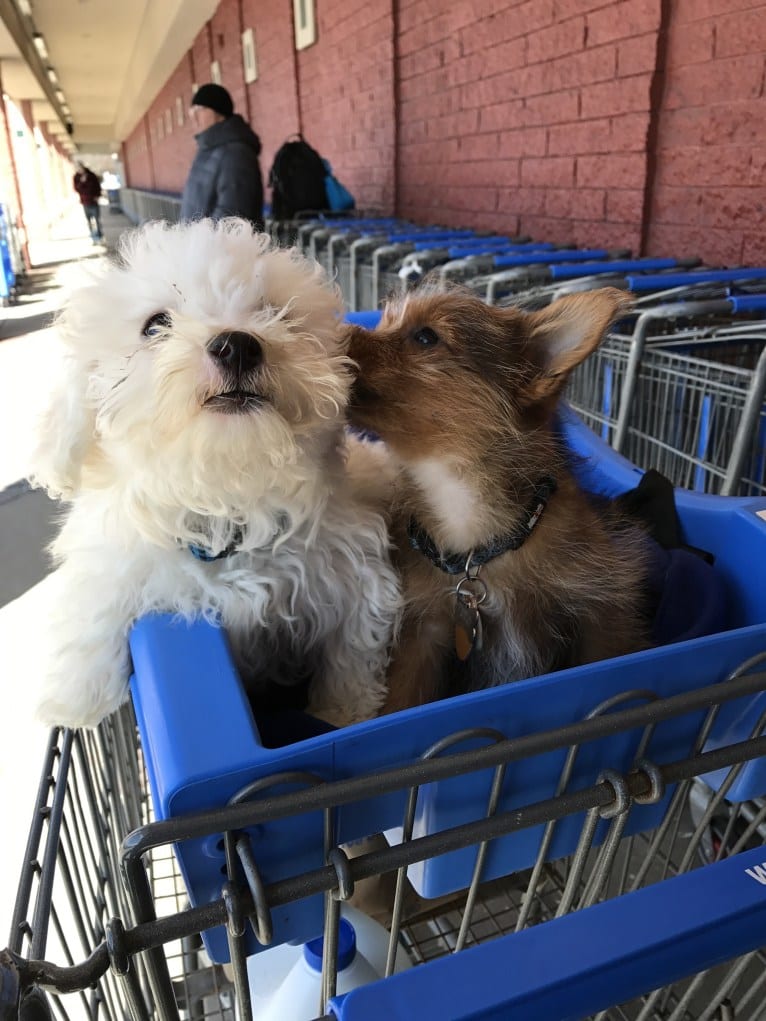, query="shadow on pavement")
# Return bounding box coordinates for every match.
[0,481,62,610]
[0,311,55,340]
